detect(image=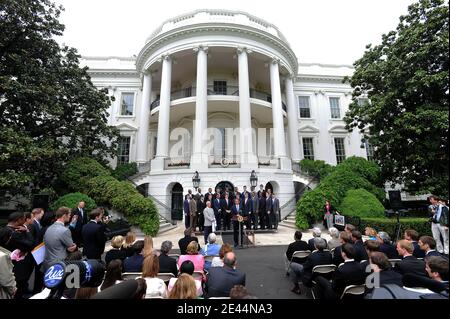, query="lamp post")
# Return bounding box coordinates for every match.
[192,171,200,191]
[250,170,258,191]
